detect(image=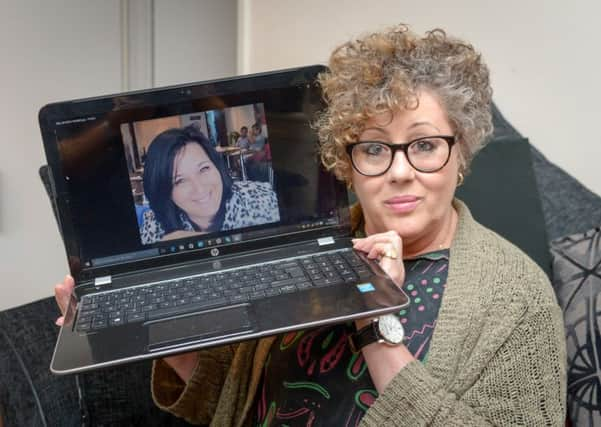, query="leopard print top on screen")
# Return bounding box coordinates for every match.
[139,180,280,244]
